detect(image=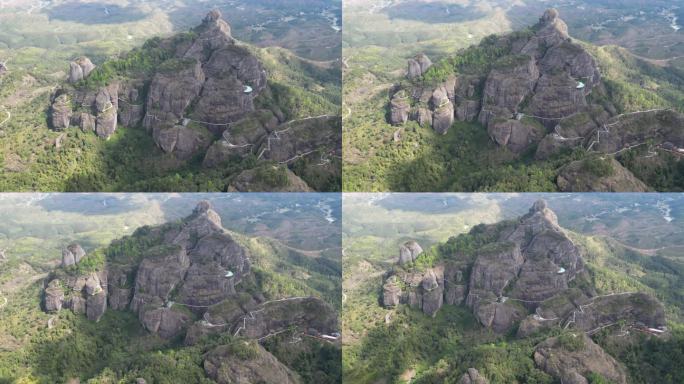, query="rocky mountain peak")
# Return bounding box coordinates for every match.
[199,9,232,39]
[205,9,222,22]
[530,199,548,212]
[538,8,569,39]
[193,200,214,214]
[541,8,560,23]
[190,200,222,228]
